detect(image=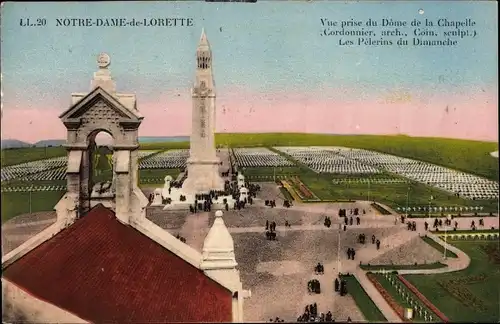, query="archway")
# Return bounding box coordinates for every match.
[87,130,115,202]
[90,131,114,184]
